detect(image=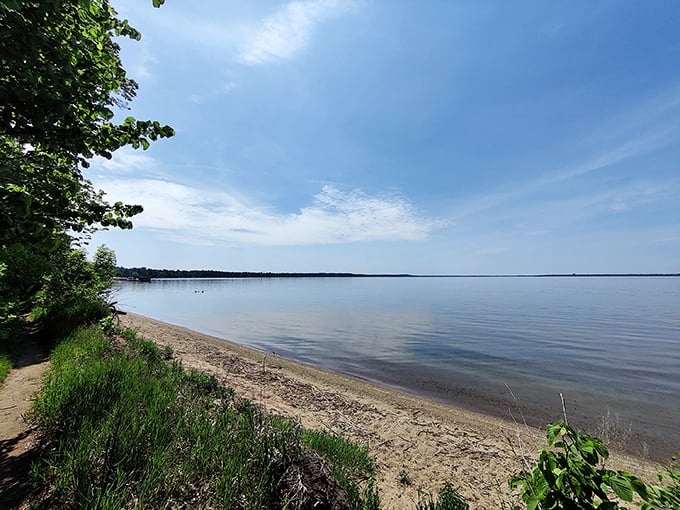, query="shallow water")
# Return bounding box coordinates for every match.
[113,276,680,458]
